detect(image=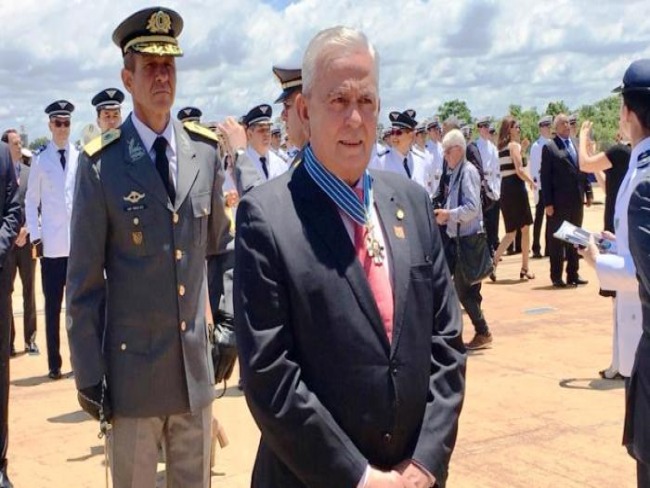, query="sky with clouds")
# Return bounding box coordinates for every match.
[2,0,650,142]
